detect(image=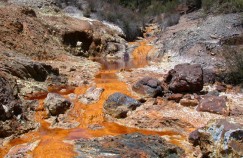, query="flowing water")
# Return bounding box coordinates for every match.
[0,41,188,157]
